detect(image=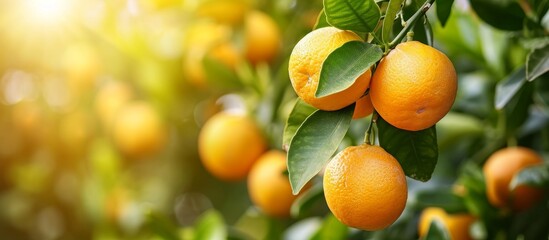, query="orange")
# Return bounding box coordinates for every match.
[196,0,251,25]
[418,207,475,240]
[247,150,305,217]
[208,42,241,69]
[112,101,167,158]
[11,101,43,134]
[105,187,130,222]
[352,93,374,119]
[289,27,371,111]
[94,81,134,129]
[323,144,407,230]
[244,10,281,64]
[370,41,457,131]
[63,43,101,95]
[483,147,544,211]
[198,112,267,181]
[182,21,233,87]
